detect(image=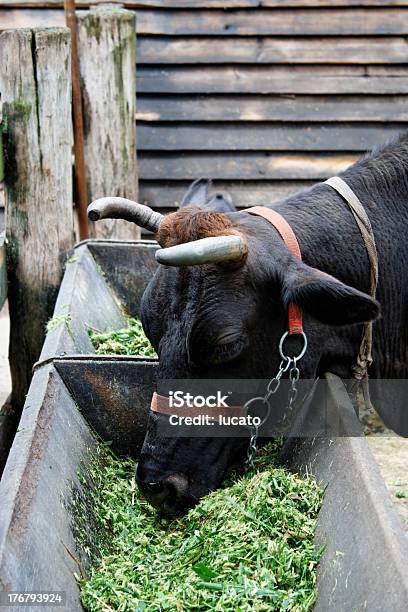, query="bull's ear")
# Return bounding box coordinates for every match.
[180,178,211,208]
[283,263,380,326]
